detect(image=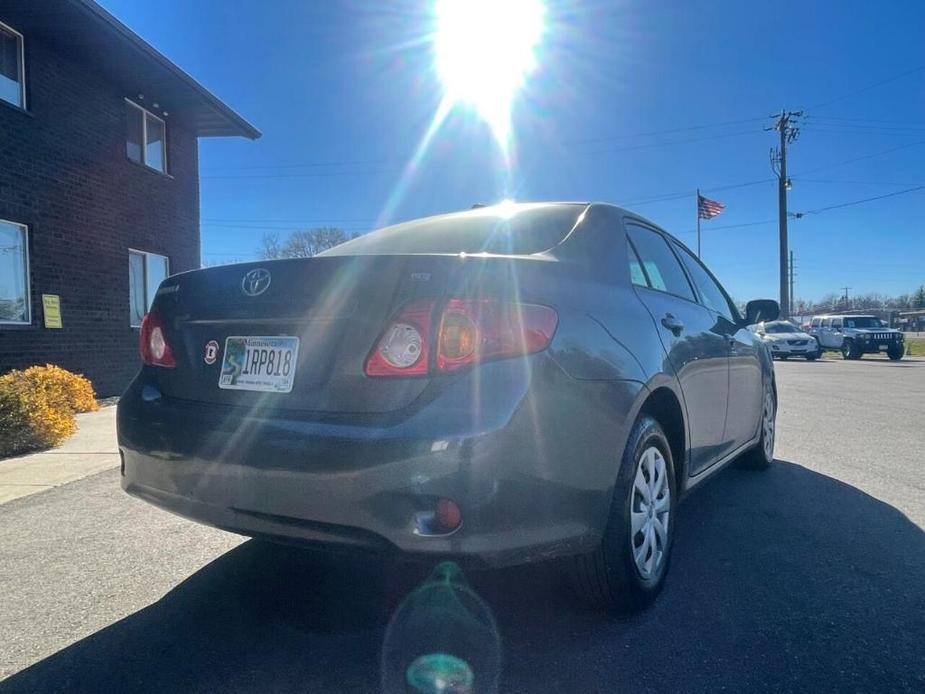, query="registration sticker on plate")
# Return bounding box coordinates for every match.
[218,336,299,393]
